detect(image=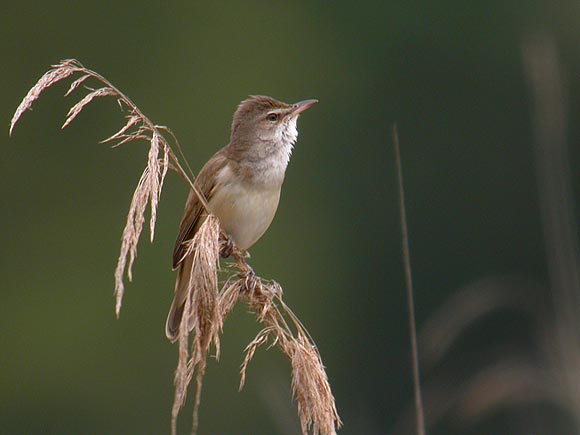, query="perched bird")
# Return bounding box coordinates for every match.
[166,95,318,341]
